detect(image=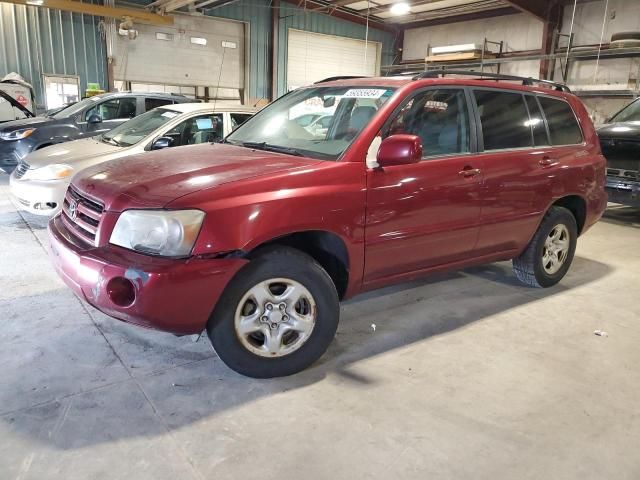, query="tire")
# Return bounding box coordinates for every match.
[611,31,640,42]
[512,206,577,288]
[207,246,339,378]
